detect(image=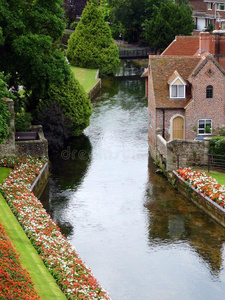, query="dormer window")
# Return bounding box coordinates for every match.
[171,85,185,98]
[168,70,186,99]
